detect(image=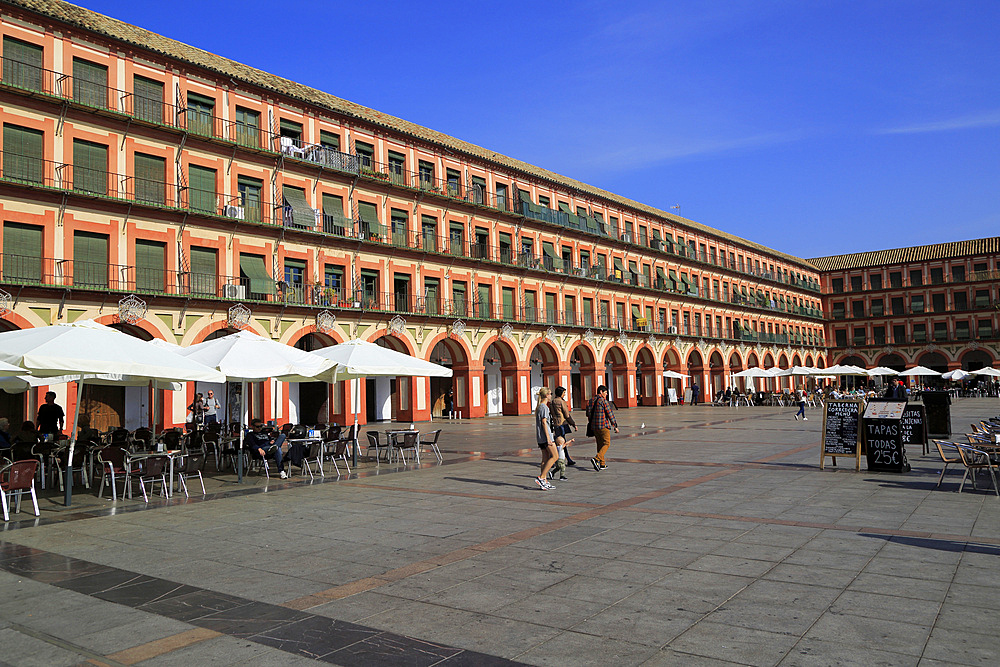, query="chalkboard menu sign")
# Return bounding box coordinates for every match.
[820,399,863,470]
[864,417,907,472]
[900,404,927,450]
